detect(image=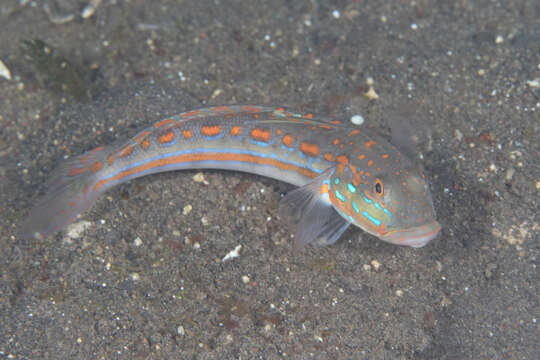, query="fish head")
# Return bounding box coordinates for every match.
[330,165,441,247]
